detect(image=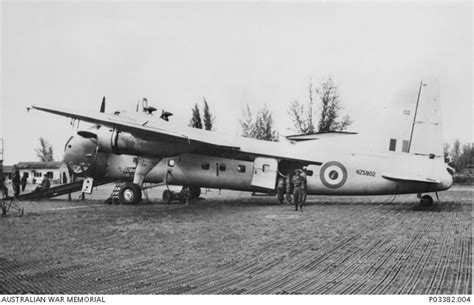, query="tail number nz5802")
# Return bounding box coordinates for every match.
[356,169,376,177]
